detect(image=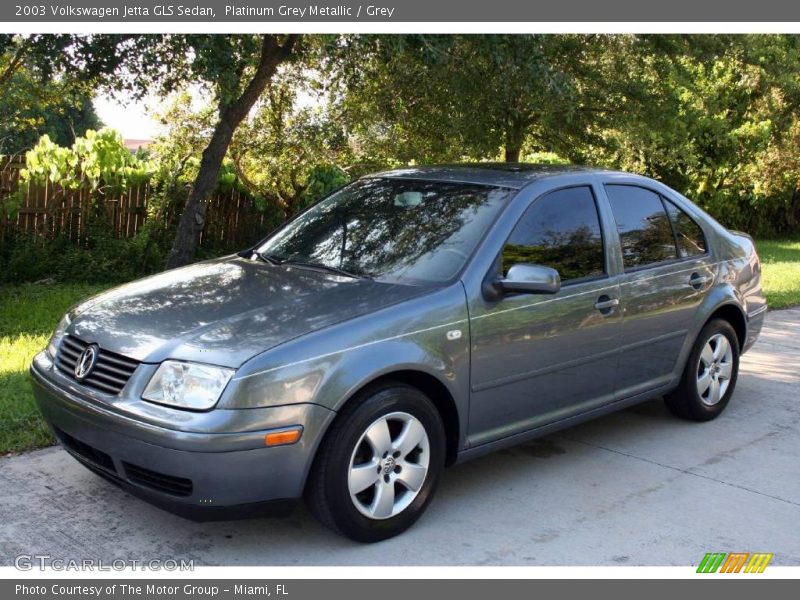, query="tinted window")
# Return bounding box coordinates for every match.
[605,185,678,270]
[257,178,512,284]
[664,200,707,257]
[502,186,605,282]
